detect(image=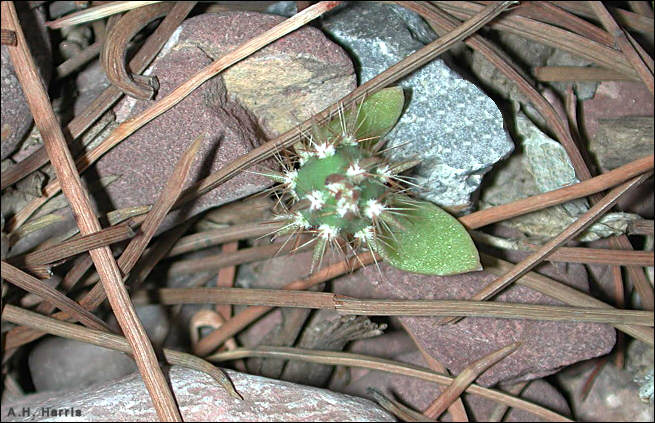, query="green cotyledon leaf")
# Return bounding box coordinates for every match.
[353,86,405,143]
[310,87,405,147]
[372,198,482,275]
